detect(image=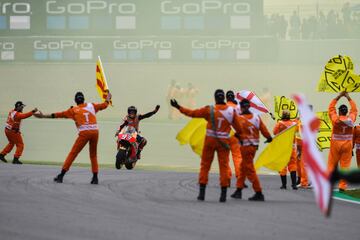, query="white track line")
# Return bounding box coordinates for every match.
[333,196,360,205]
